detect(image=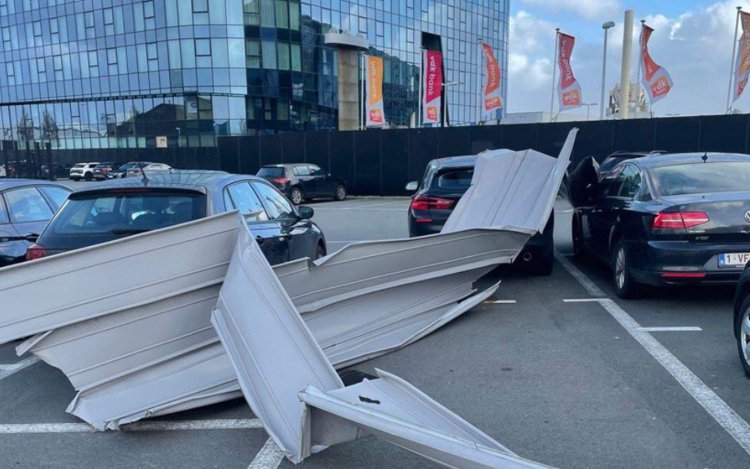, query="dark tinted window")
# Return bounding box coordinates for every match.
[257,167,284,178]
[599,157,625,175]
[224,182,269,222]
[5,187,53,222]
[308,165,324,176]
[251,182,295,220]
[431,168,474,191]
[617,165,642,198]
[293,165,310,176]
[652,161,750,196]
[39,186,71,210]
[0,196,8,224]
[47,192,206,236]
